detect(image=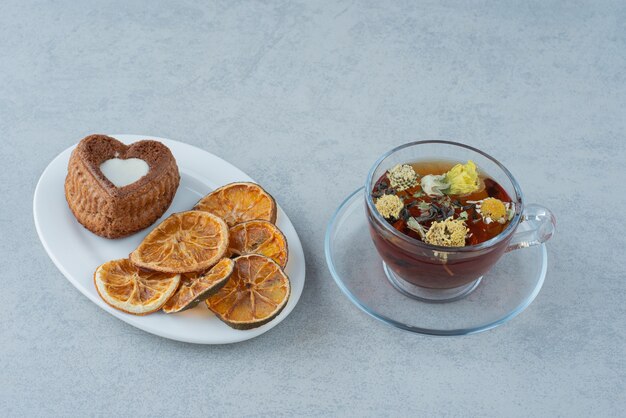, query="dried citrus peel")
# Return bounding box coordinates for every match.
[130,211,229,274]
[228,220,288,268]
[206,255,290,330]
[94,259,181,315]
[194,182,277,227]
[162,258,235,313]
